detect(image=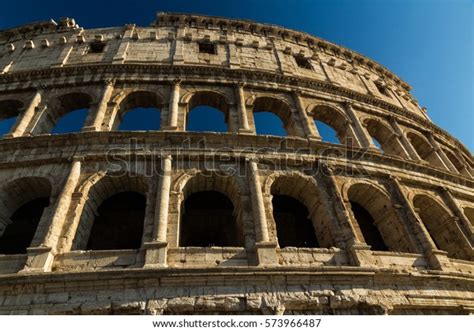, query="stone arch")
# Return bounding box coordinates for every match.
[184,90,233,132]
[71,172,150,251]
[250,96,301,137]
[310,104,358,146]
[32,92,93,134]
[345,181,416,253]
[112,90,164,130]
[0,176,52,254]
[363,117,407,157]
[177,170,246,247]
[0,99,24,136]
[264,172,336,248]
[413,194,472,260]
[406,131,445,168]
